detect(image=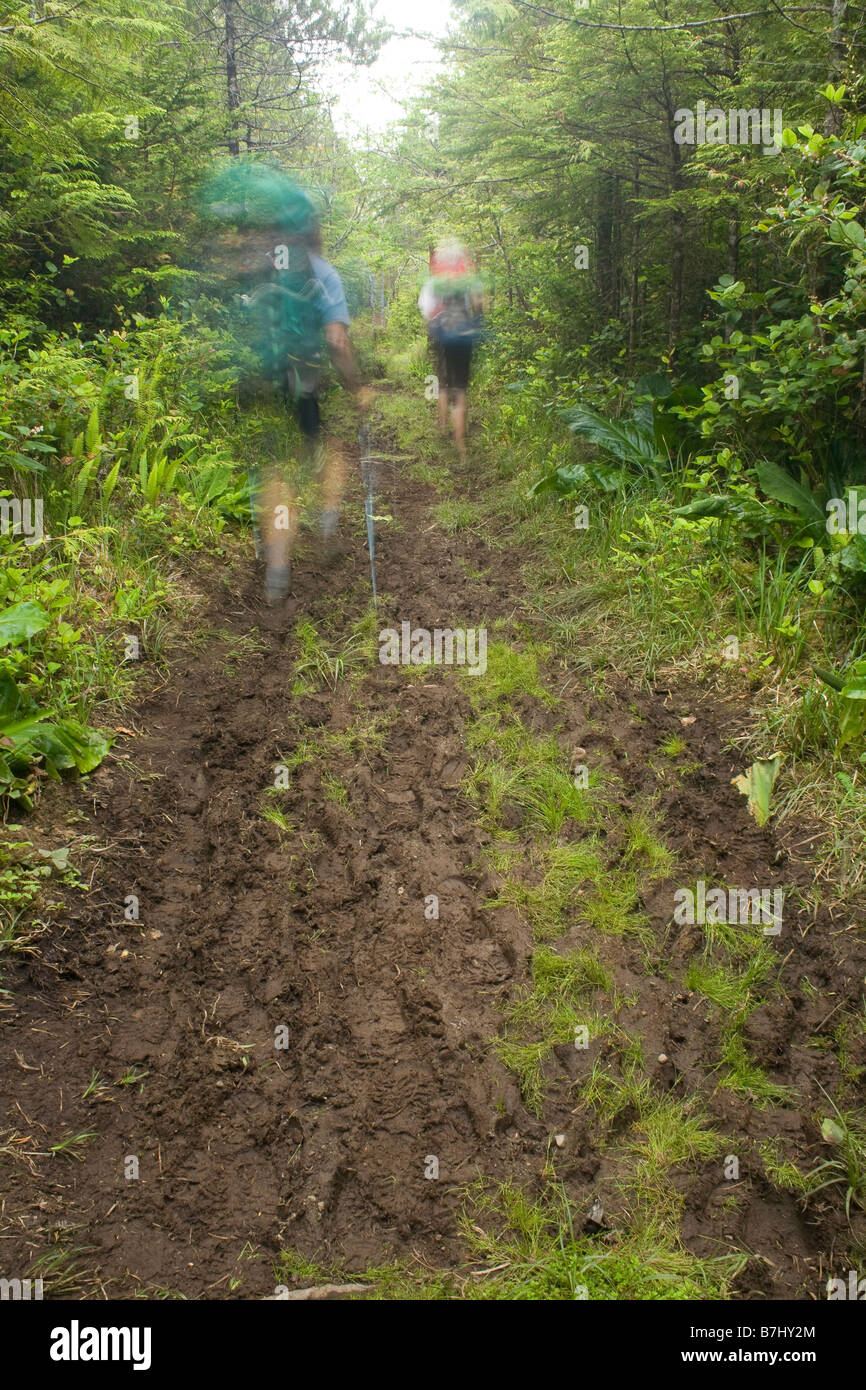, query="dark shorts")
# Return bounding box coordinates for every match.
[285,361,322,438]
[295,393,320,439]
[436,341,473,393]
